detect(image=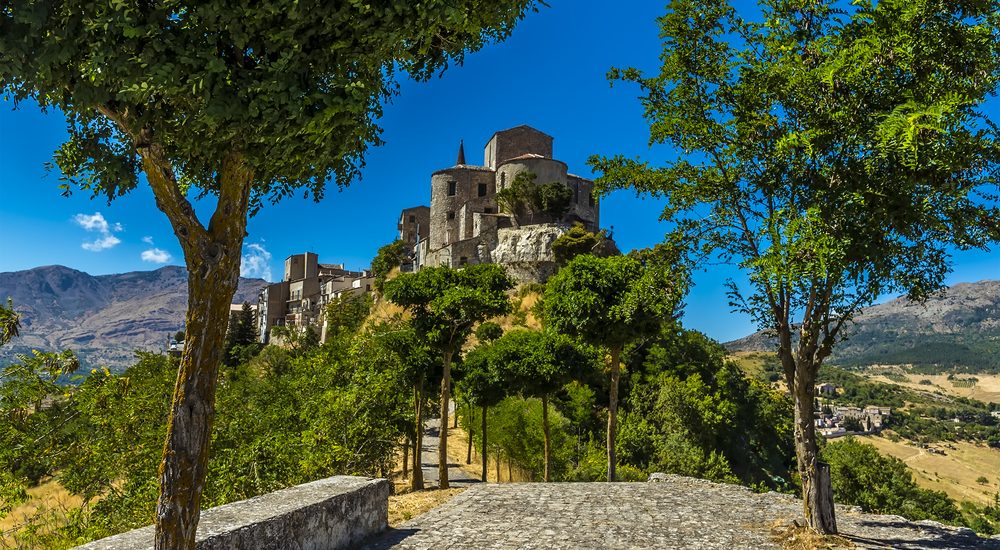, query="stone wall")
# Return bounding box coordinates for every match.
[484,126,554,169]
[75,476,392,550]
